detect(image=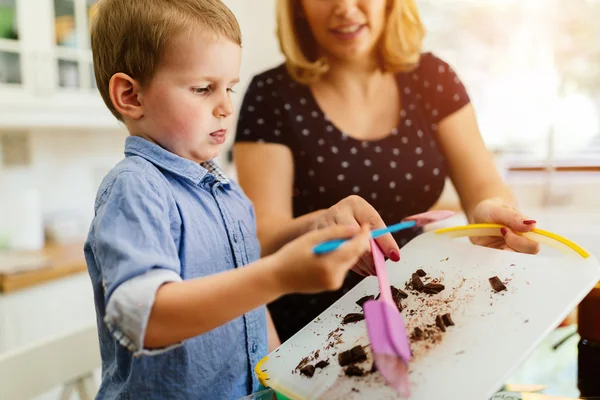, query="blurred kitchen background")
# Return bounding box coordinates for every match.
[0,0,598,399]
